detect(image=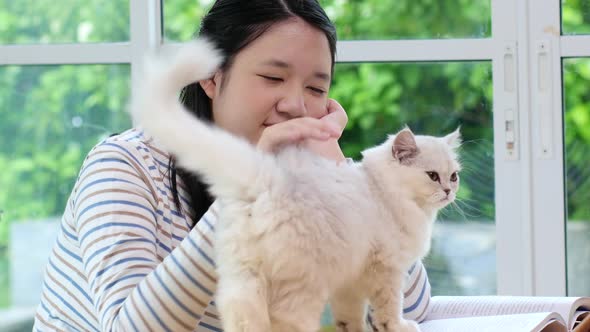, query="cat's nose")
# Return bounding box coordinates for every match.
[444,189,451,195]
